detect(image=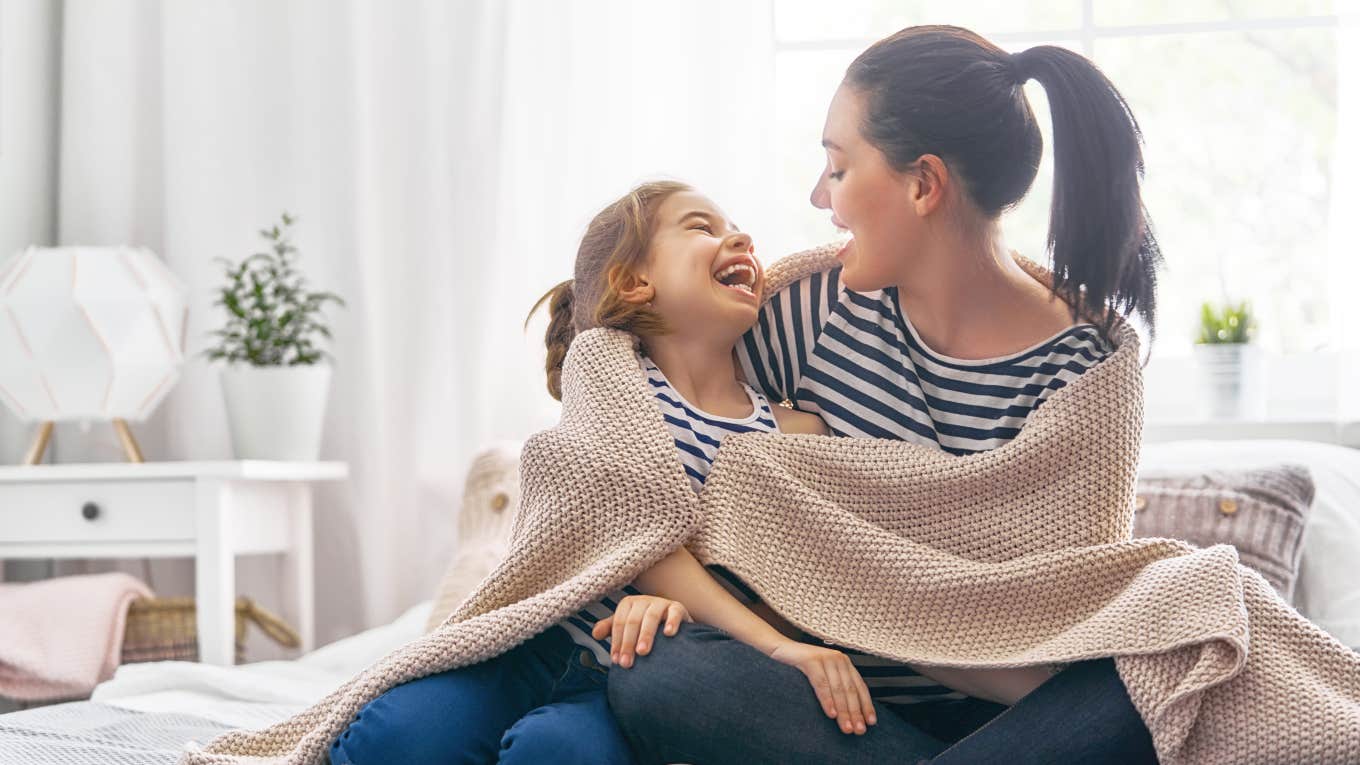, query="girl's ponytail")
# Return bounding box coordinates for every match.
[526,279,576,401]
[1011,45,1163,344]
